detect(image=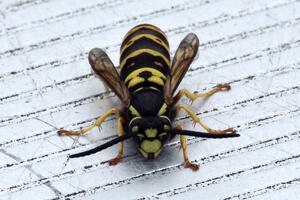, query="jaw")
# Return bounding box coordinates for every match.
[139,139,162,159]
[139,148,162,159]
